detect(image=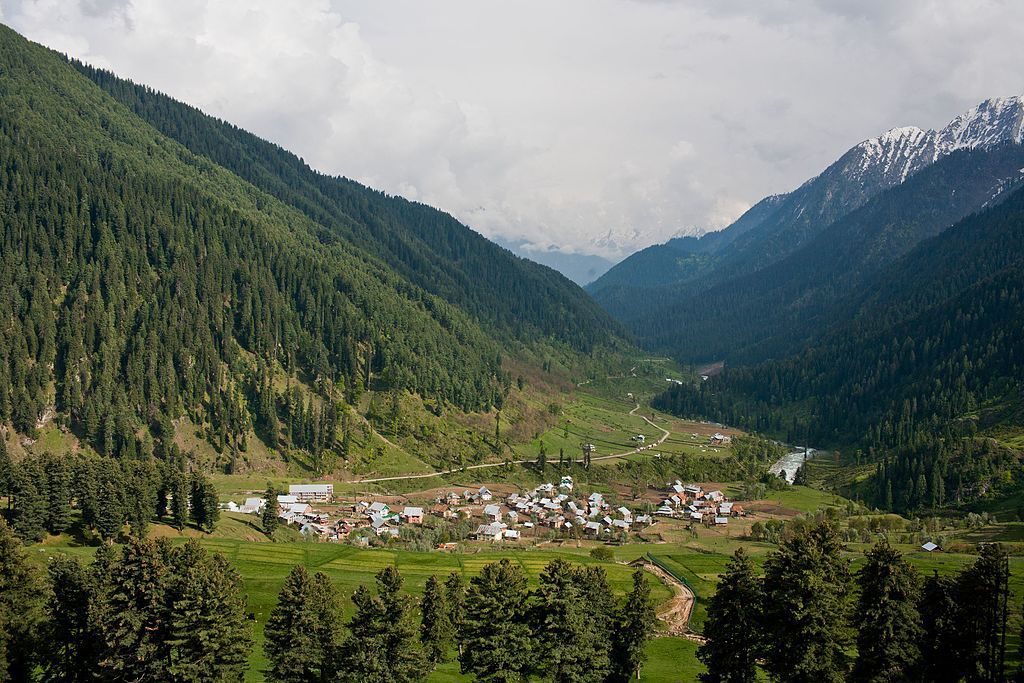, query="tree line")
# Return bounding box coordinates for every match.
[0,517,658,682]
[699,522,1013,682]
[263,558,656,683]
[0,438,219,543]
